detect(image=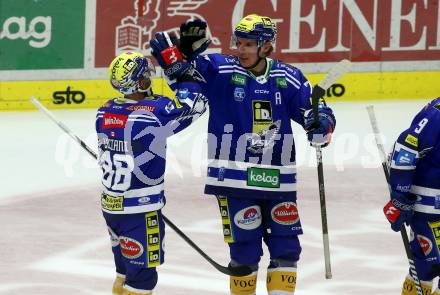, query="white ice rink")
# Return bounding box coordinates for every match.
[0,99,430,294]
